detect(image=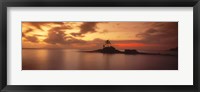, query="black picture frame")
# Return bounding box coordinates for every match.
[0,0,199,92]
